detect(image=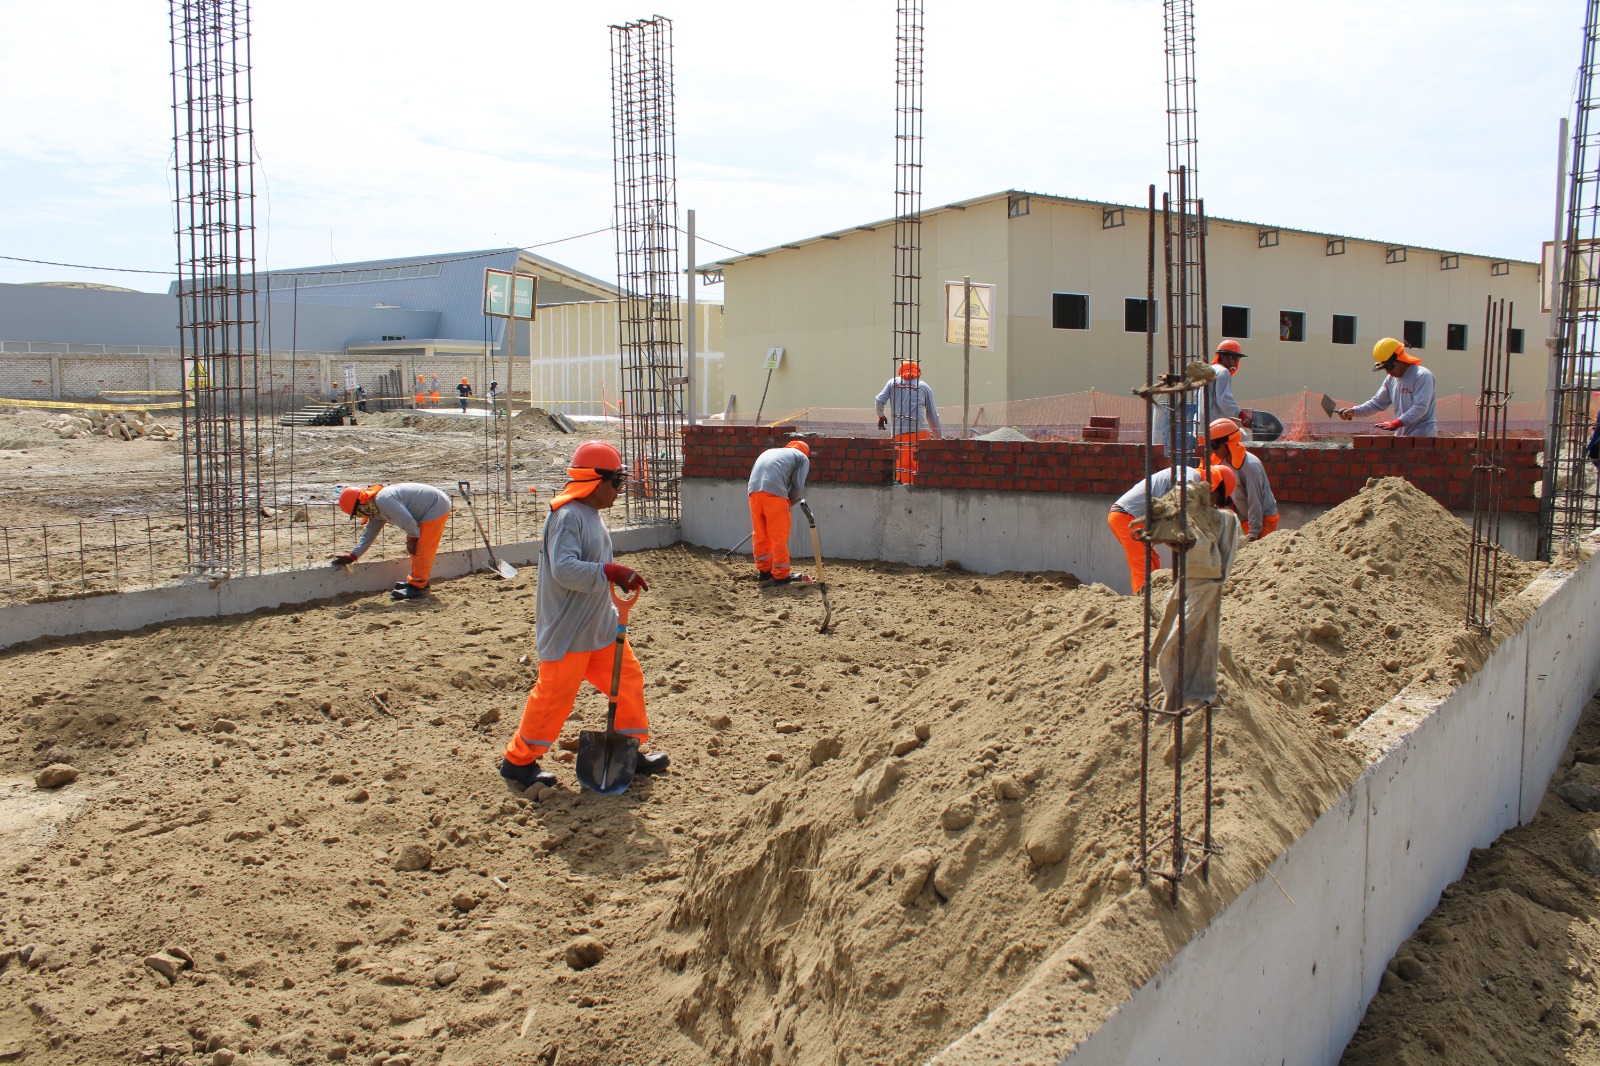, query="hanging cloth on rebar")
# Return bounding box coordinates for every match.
[1151,501,1240,709]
